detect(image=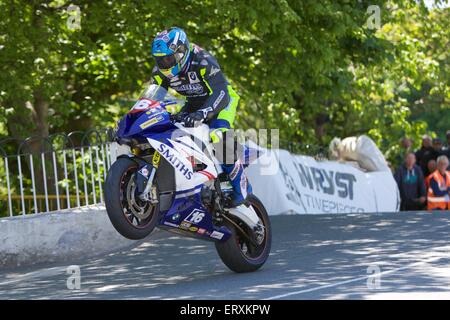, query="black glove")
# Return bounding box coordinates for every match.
[183,111,205,127]
[170,112,188,123]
